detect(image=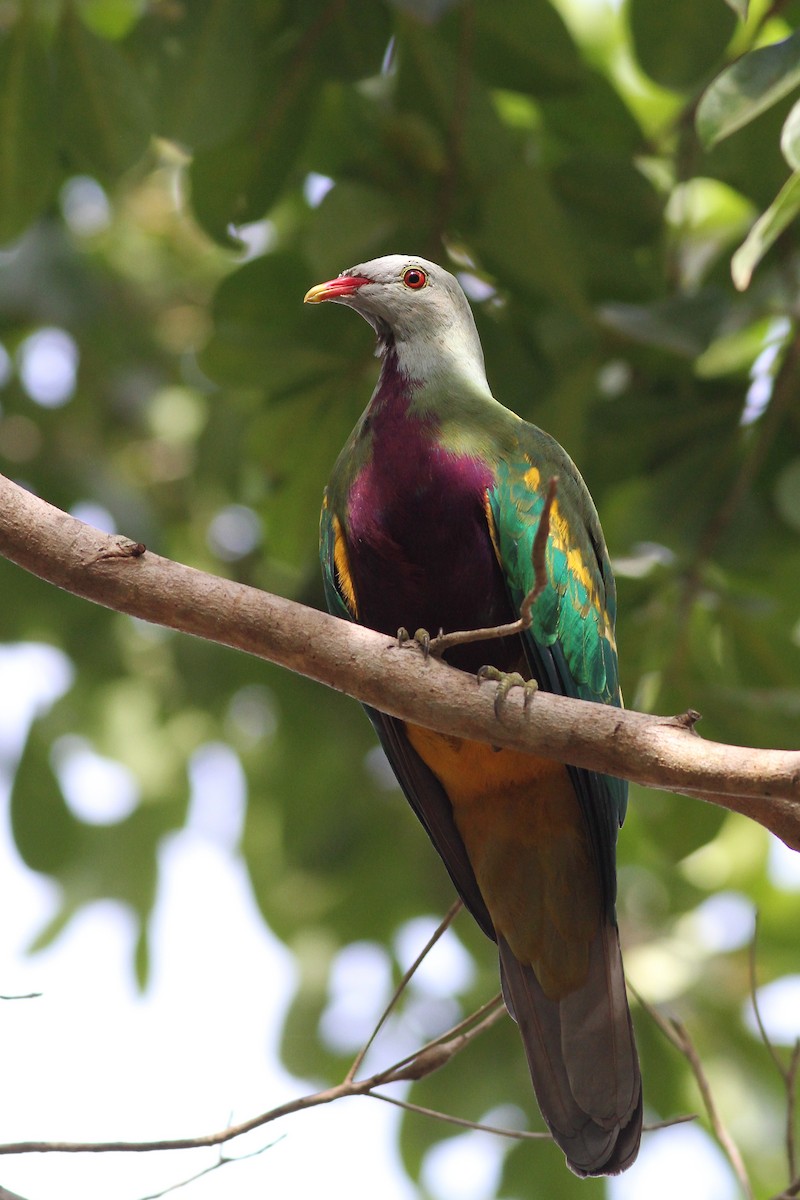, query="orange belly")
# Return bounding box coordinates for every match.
[405,722,601,999]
